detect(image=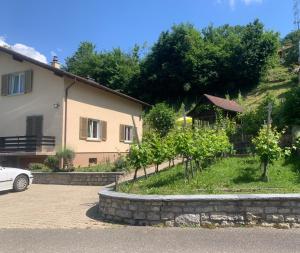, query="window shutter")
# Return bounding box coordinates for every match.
[133,127,138,142]
[119,124,125,142]
[101,121,107,141]
[25,70,33,93]
[1,74,9,96]
[35,116,43,137]
[79,117,88,140]
[26,117,34,136]
[26,116,43,136]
